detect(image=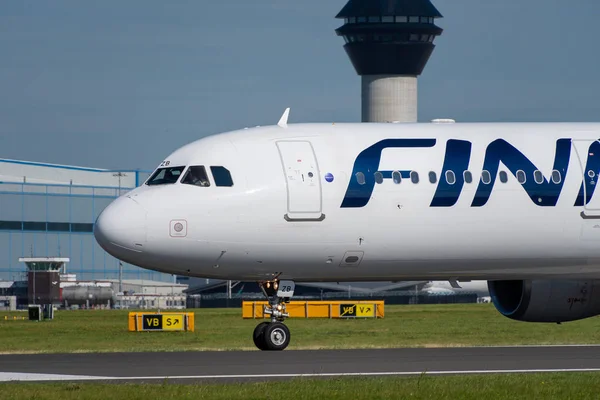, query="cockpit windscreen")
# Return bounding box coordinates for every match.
[146,166,185,185]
